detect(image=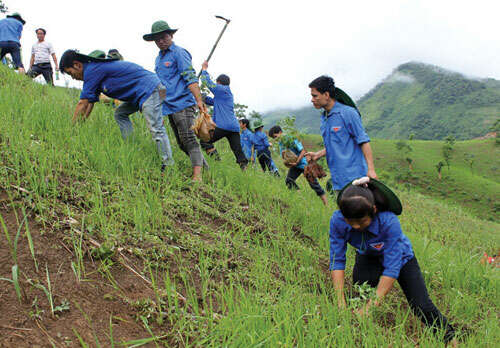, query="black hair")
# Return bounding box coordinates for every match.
[216,74,230,86]
[309,75,336,99]
[35,28,46,35]
[239,118,250,128]
[338,185,376,219]
[108,49,119,54]
[268,125,282,138]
